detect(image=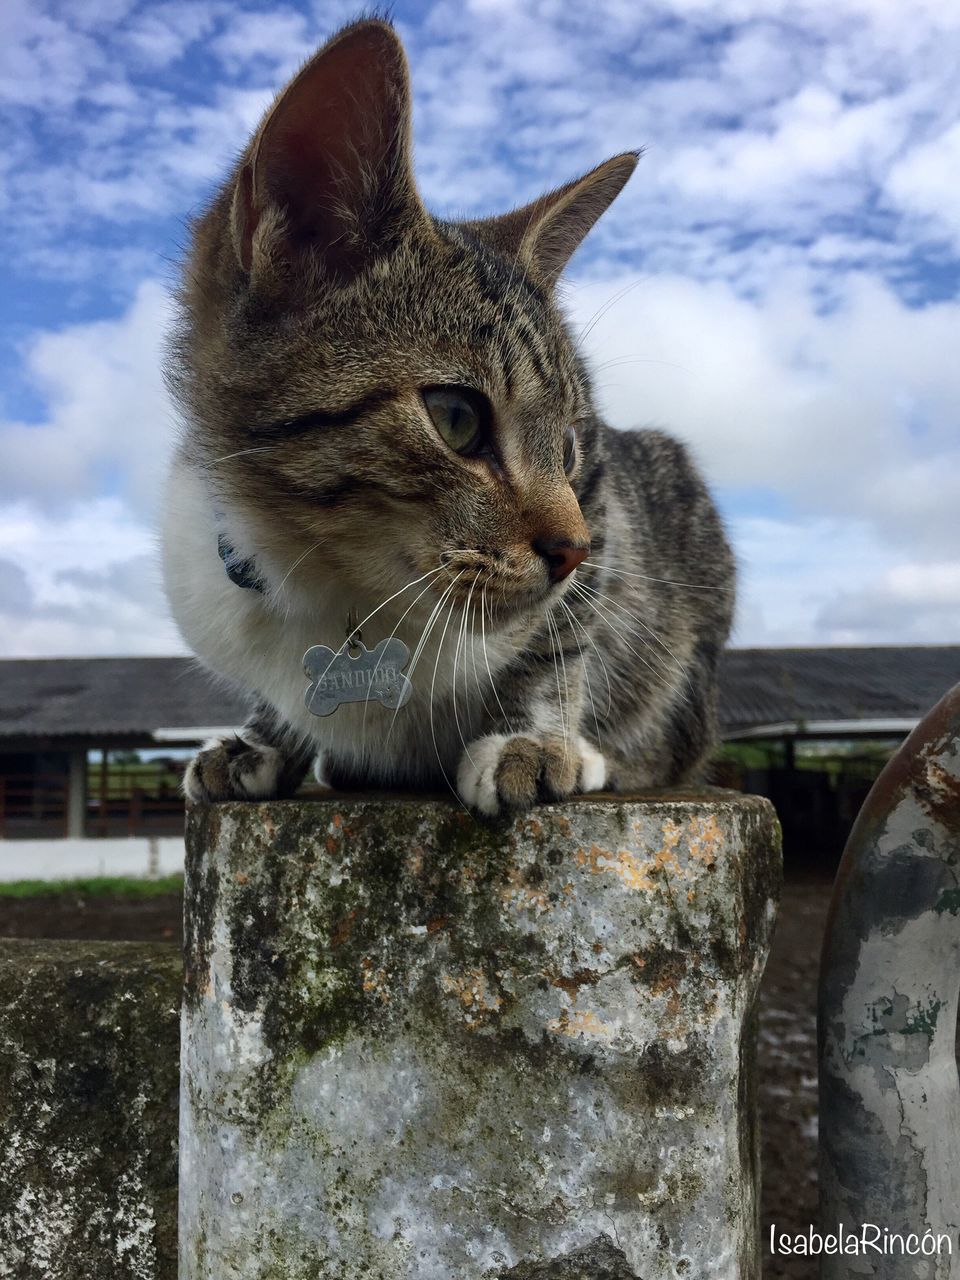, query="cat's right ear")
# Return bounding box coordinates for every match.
[232,19,426,282]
